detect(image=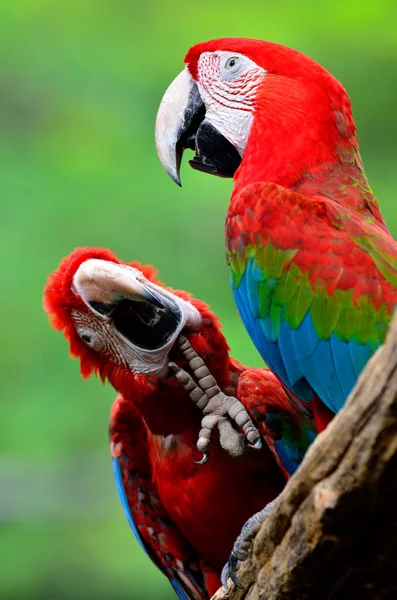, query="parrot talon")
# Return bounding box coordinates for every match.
[222,497,280,590]
[229,555,244,589]
[221,555,243,590]
[174,335,262,461]
[194,452,209,466]
[220,563,229,590]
